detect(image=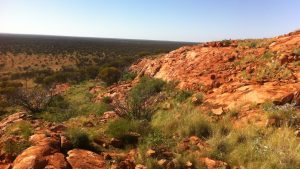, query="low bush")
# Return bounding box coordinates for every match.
[3,140,30,156]
[173,153,205,169]
[254,61,292,82]
[121,72,137,82]
[237,39,273,48]
[181,117,213,139]
[98,67,121,85]
[221,39,232,47]
[5,87,54,114]
[226,107,240,119]
[192,93,204,105]
[106,118,150,144]
[126,76,166,120]
[6,121,33,139]
[142,130,172,148]
[66,128,92,150]
[204,126,300,169]
[238,41,258,48]
[261,51,275,60]
[234,55,256,66]
[175,90,193,102]
[214,121,232,137]
[40,82,112,122]
[152,103,212,139]
[102,96,112,104]
[293,47,300,56]
[0,100,10,115]
[262,102,298,127]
